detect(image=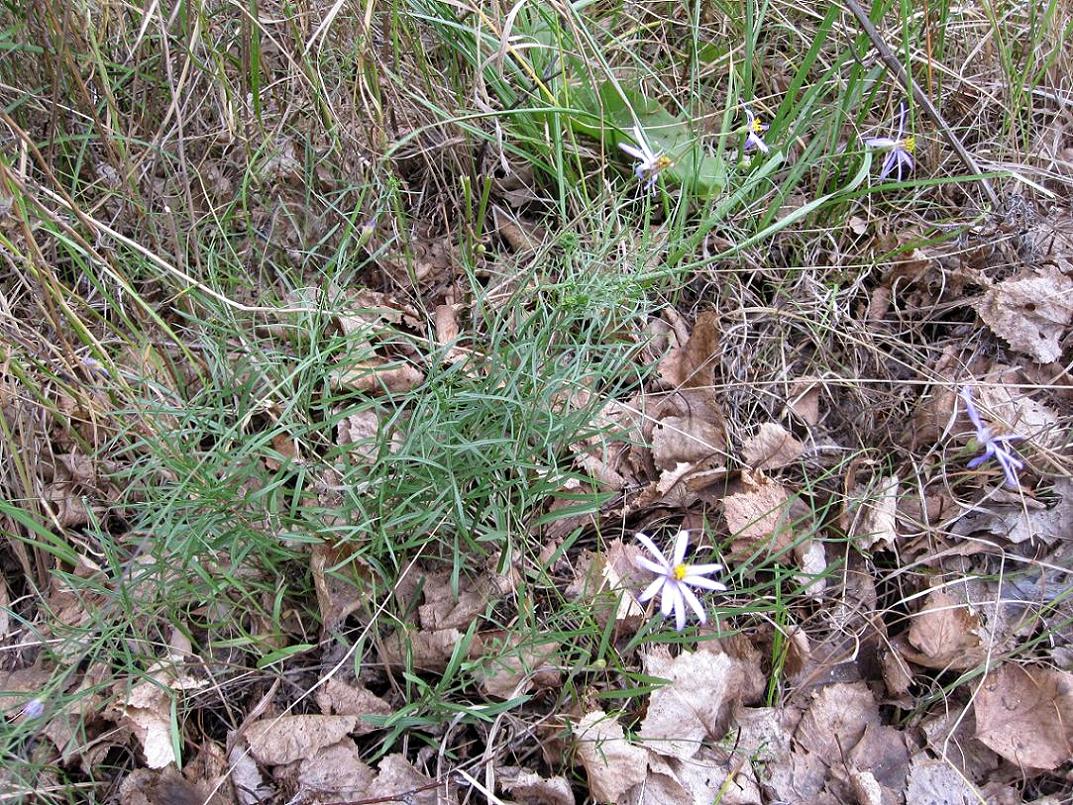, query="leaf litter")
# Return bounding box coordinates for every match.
[5,8,1073,805]
[16,278,1072,804]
